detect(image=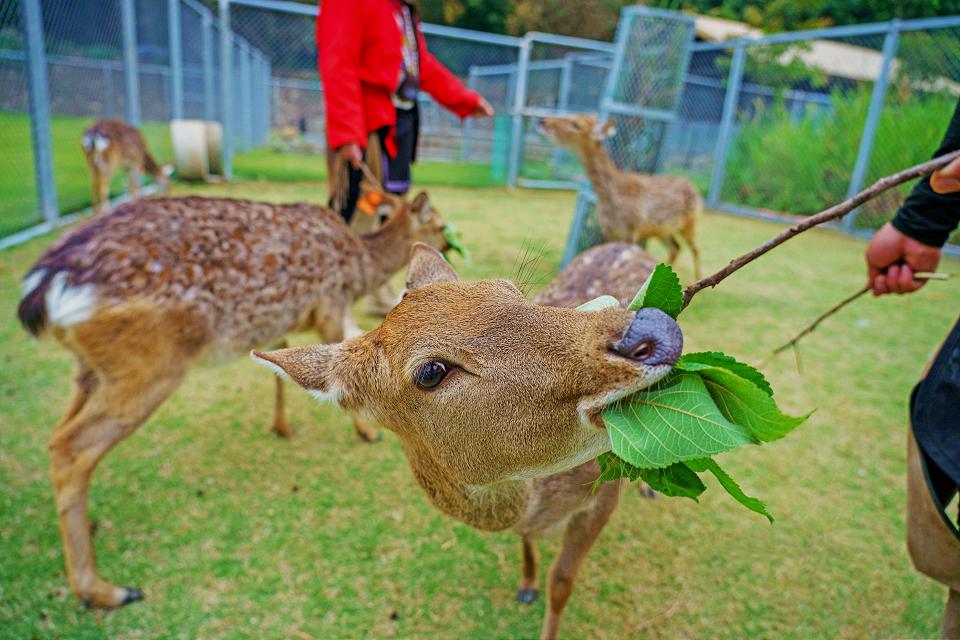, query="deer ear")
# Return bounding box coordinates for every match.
[410,191,433,223]
[592,117,616,140]
[407,242,458,289]
[251,345,345,404]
